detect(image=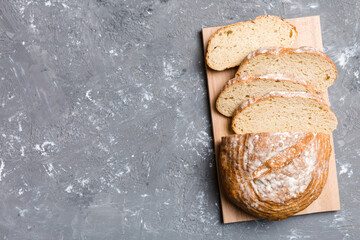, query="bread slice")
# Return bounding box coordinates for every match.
[235,47,337,93]
[216,74,316,117]
[206,15,297,71]
[232,92,338,134]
